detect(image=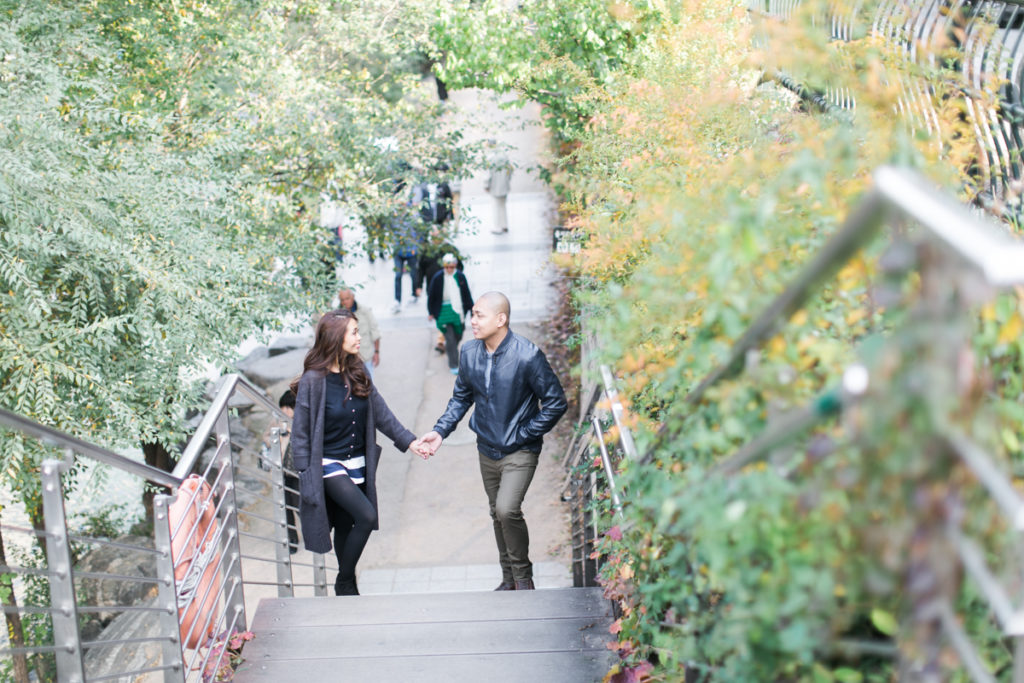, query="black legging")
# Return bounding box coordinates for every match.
[324,475,377,583]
